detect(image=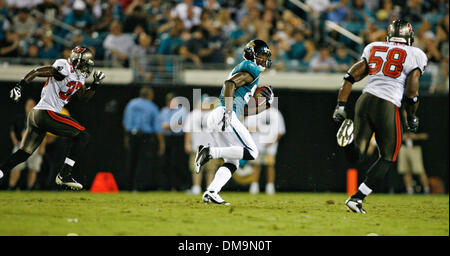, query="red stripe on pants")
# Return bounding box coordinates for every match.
[392,107,401,162]
[46,110,85,131]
